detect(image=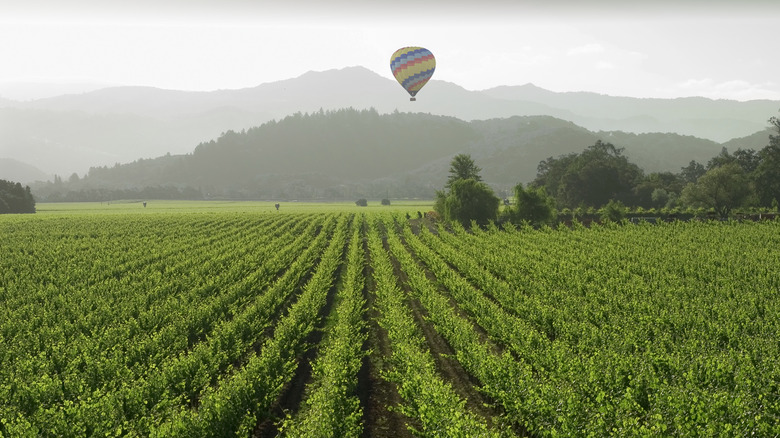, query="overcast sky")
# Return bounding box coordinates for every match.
[2,0,779,101]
